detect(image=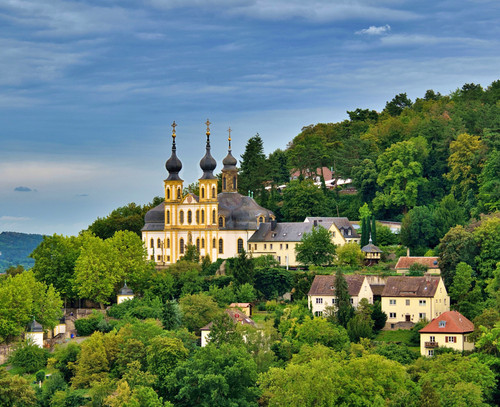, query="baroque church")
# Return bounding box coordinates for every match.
[142,121,275,265]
